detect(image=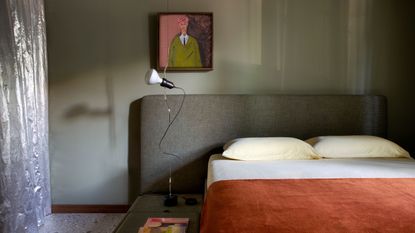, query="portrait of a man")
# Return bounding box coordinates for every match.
[158,13,213,71]
[168,16,202,68]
